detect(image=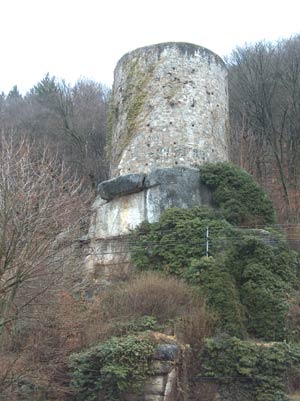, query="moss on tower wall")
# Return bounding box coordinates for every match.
[108,42,229,177]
